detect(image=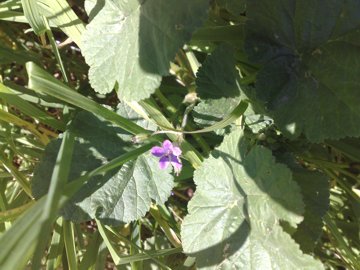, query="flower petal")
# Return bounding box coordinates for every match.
[159,156,170,170]
[162,140,173,152]
[151,146,165,157]
[172,145,182,156]
[170,154,182,170]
